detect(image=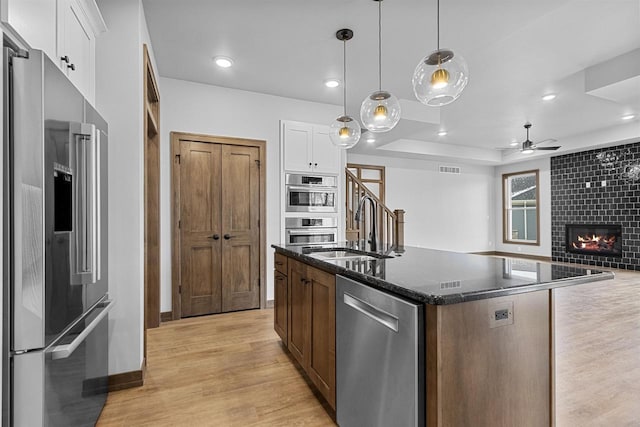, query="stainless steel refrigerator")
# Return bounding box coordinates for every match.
[3,47,113,426]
